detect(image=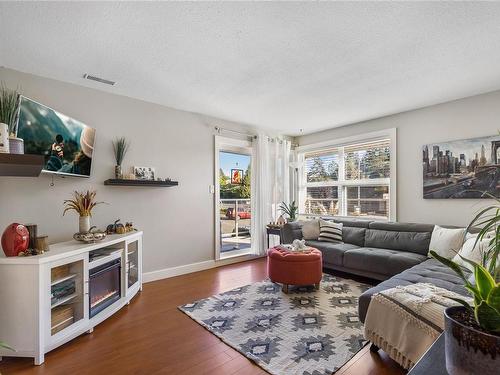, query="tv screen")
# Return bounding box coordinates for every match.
[16,96,96,178]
